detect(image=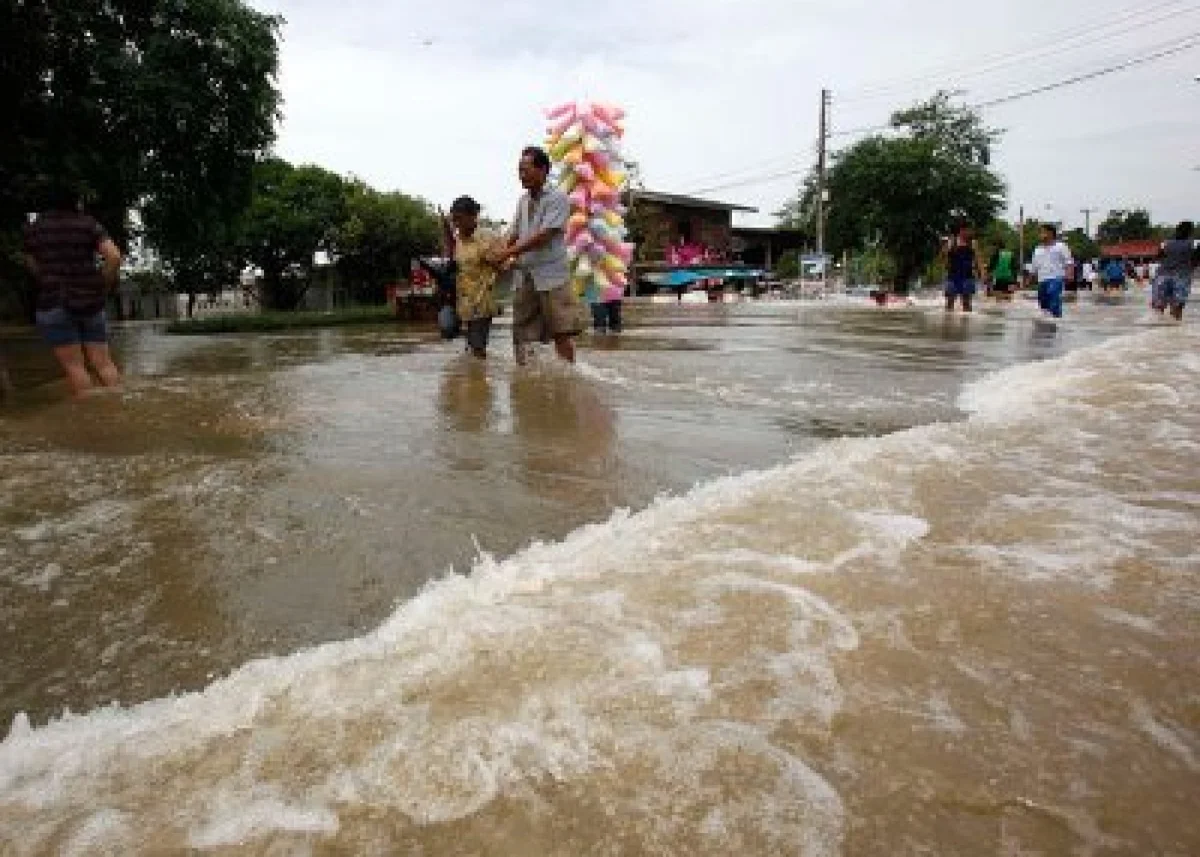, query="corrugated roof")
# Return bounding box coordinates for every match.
[632,190,758,213]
